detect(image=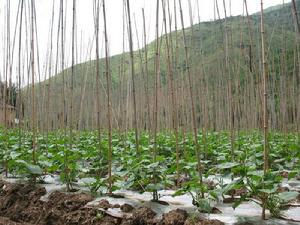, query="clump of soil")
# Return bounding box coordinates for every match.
[184,218,225,225]
[120,203,134,213]
[131,207,157,224]
[0,217,31,225]
[99,199,114,210]
[0,180,224,225]
[280,171,289,178]
[159,209,188,225]
[0,180,46,223]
